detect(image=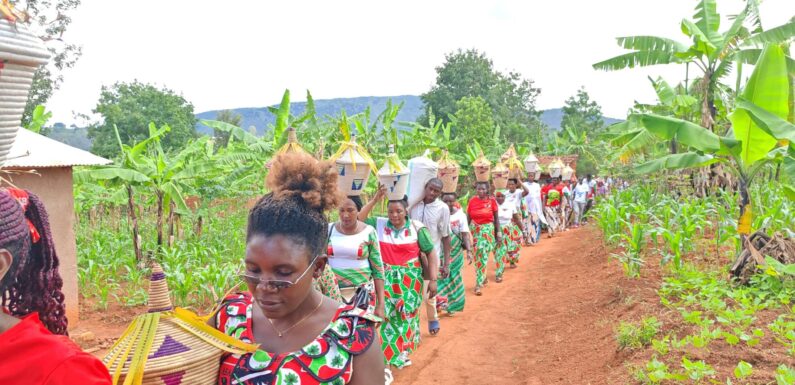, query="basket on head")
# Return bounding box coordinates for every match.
[103,263,257,385]
[523,153,539,173]
[505,157,524,180]
[473,153,491,182]
[0,15,50,166]
[492,162,509,190]
[377,147,409,201]
[500,144,517,163]
[437,150,460,194]
[548,158,564,178]
[264,127,311,169]
[562,164,575,181]
[331,135,377,197]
